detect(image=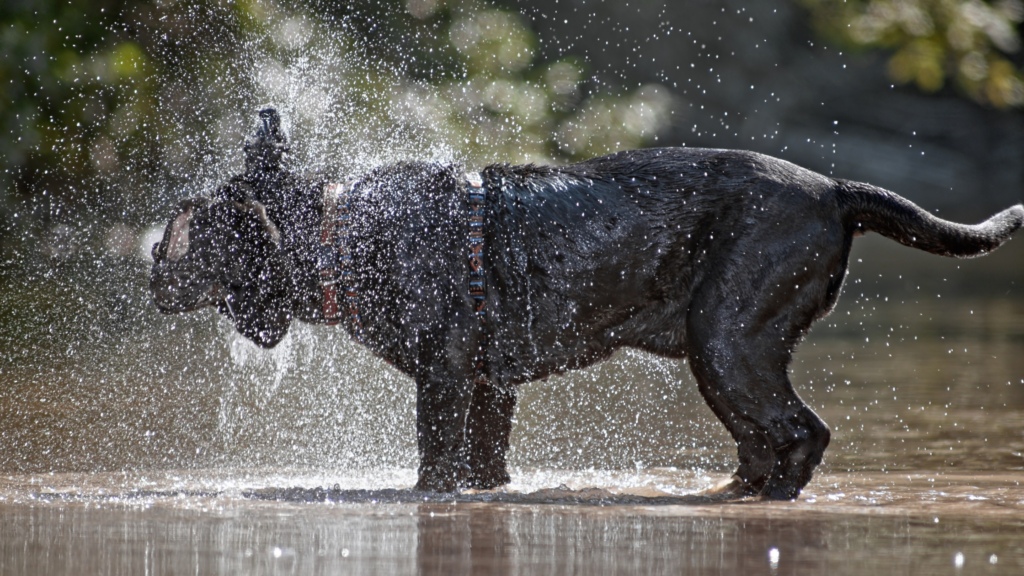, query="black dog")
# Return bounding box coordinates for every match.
[151,109,1023,499]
